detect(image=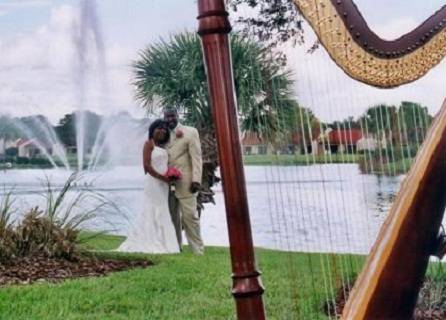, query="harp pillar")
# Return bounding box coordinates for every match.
[197,1,266,319]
